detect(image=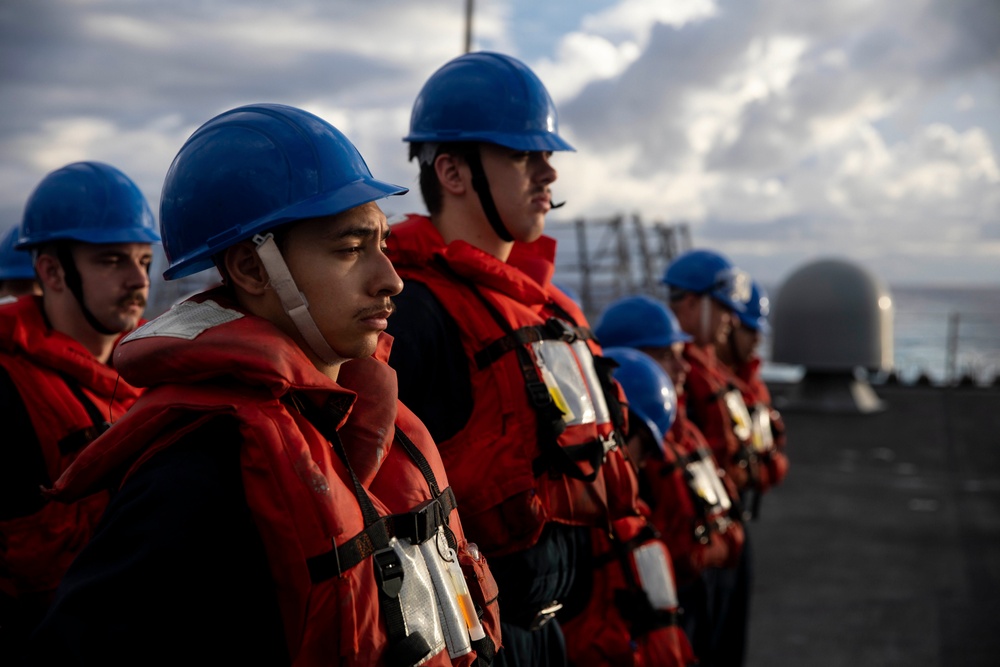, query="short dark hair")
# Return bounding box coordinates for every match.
[409,142,479,216]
